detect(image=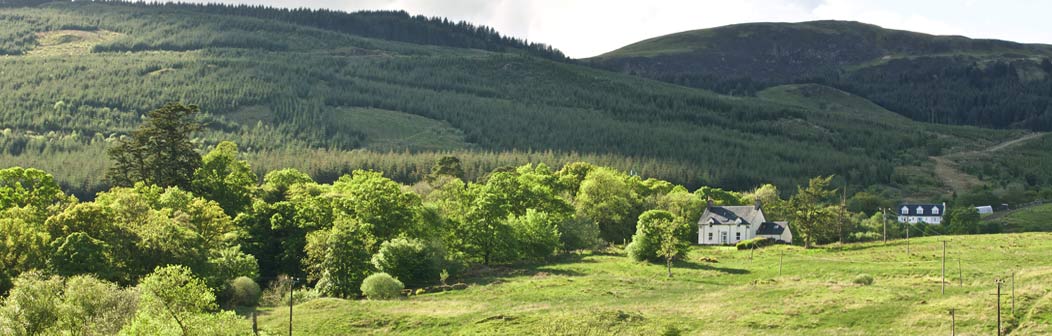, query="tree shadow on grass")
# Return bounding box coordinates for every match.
[461,253,593,285]
[672,260,750,275]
